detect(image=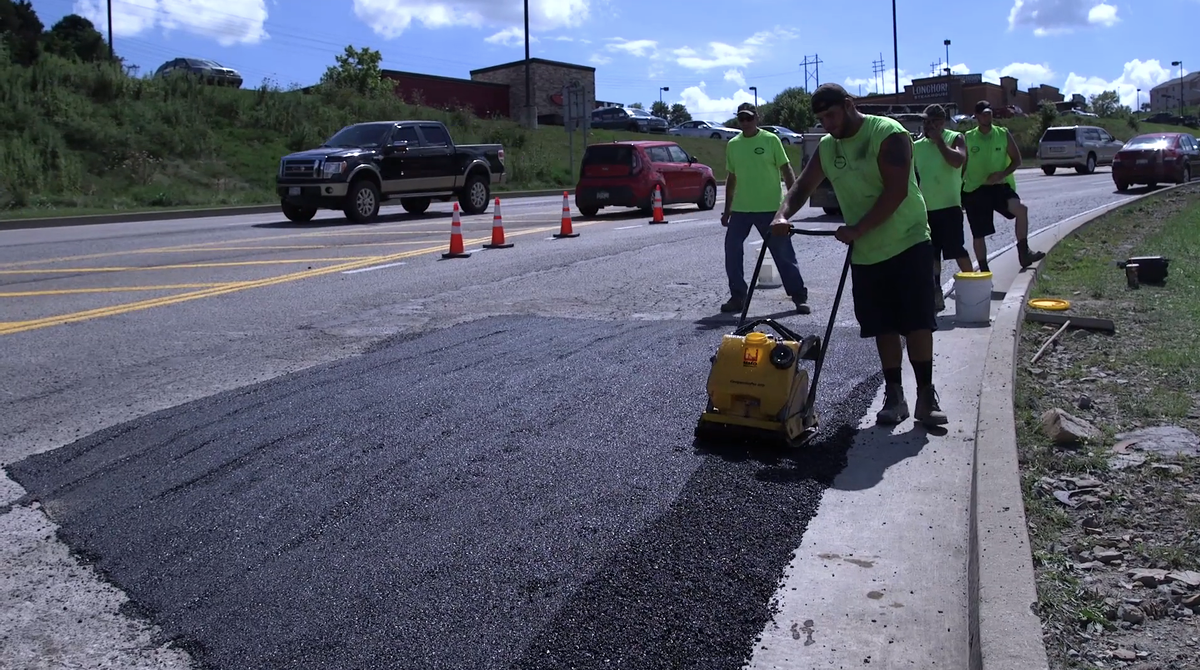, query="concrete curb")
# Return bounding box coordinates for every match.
[968,183,1193,670]
[0,181,734,232]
